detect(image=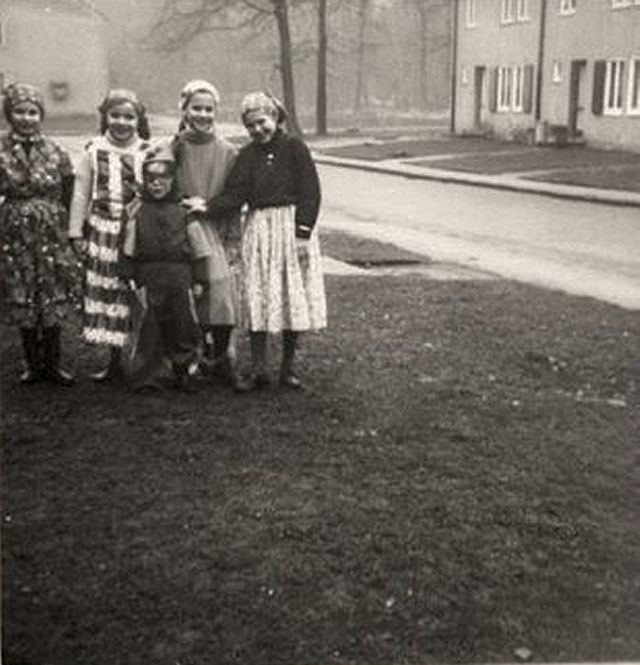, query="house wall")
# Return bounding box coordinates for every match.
[455,0,640,149]
[543,1,640,149]
[0,2,109,118]
[456,0,542,137]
